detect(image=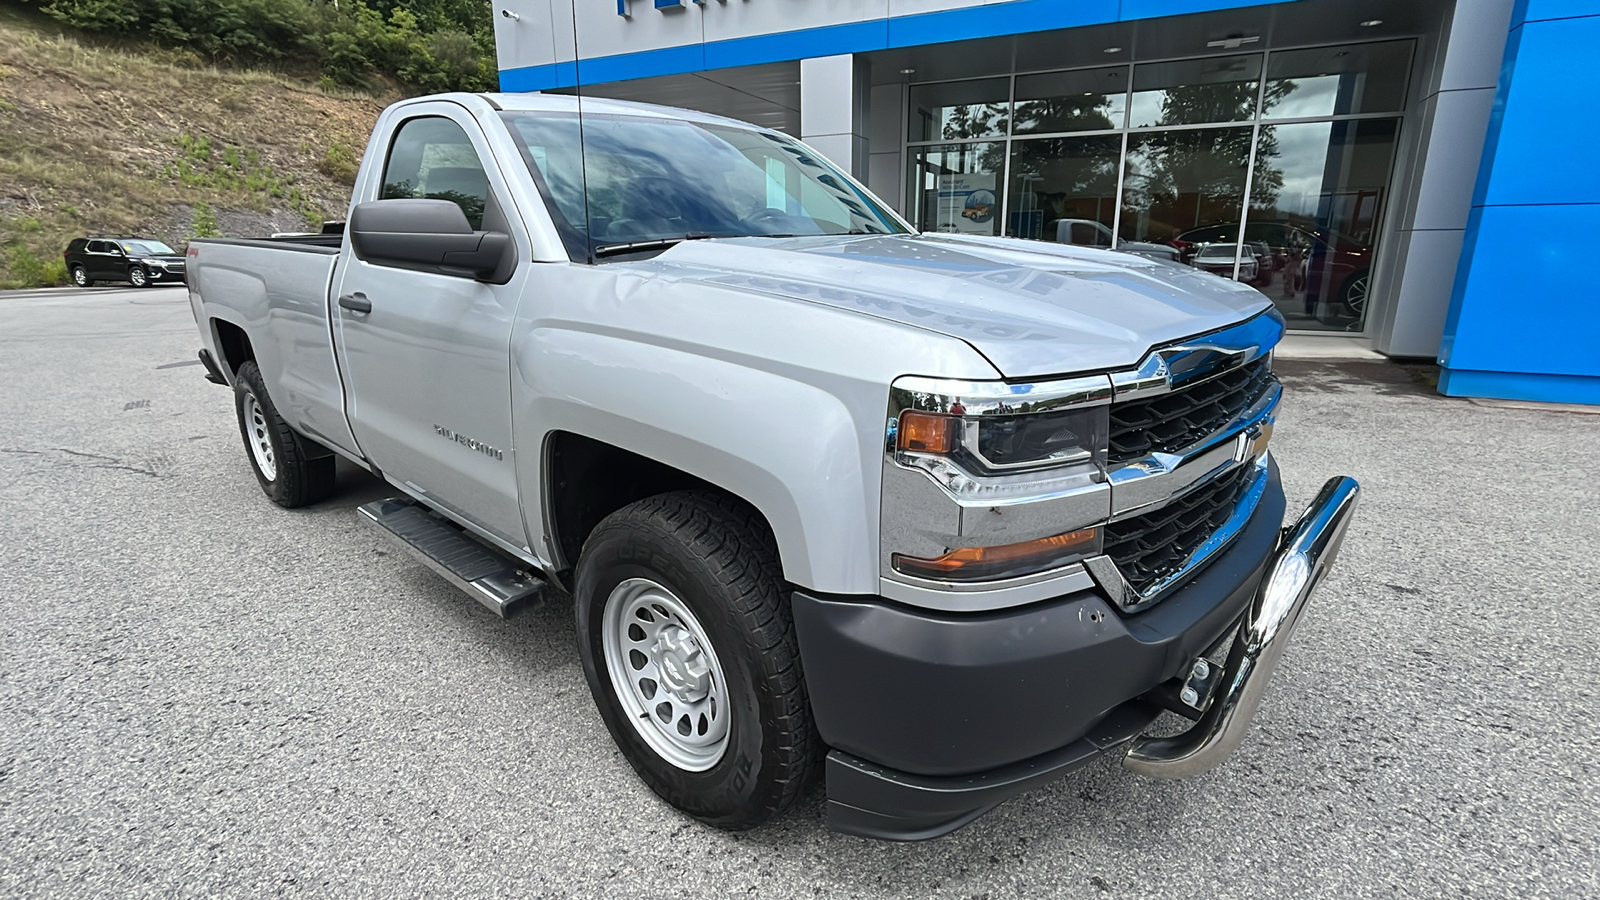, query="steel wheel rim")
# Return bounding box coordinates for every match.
[602,577,731,771]
[244,394,277,481]
[1347,276,1368,313]
[130,268,146,287]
